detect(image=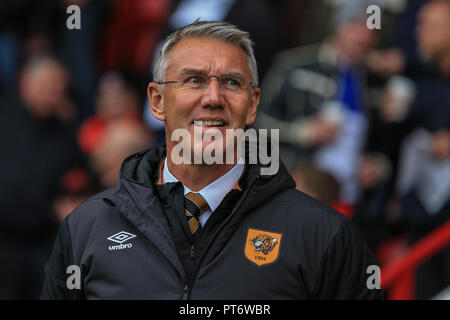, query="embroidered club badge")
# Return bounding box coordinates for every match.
[244,228,282,266]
